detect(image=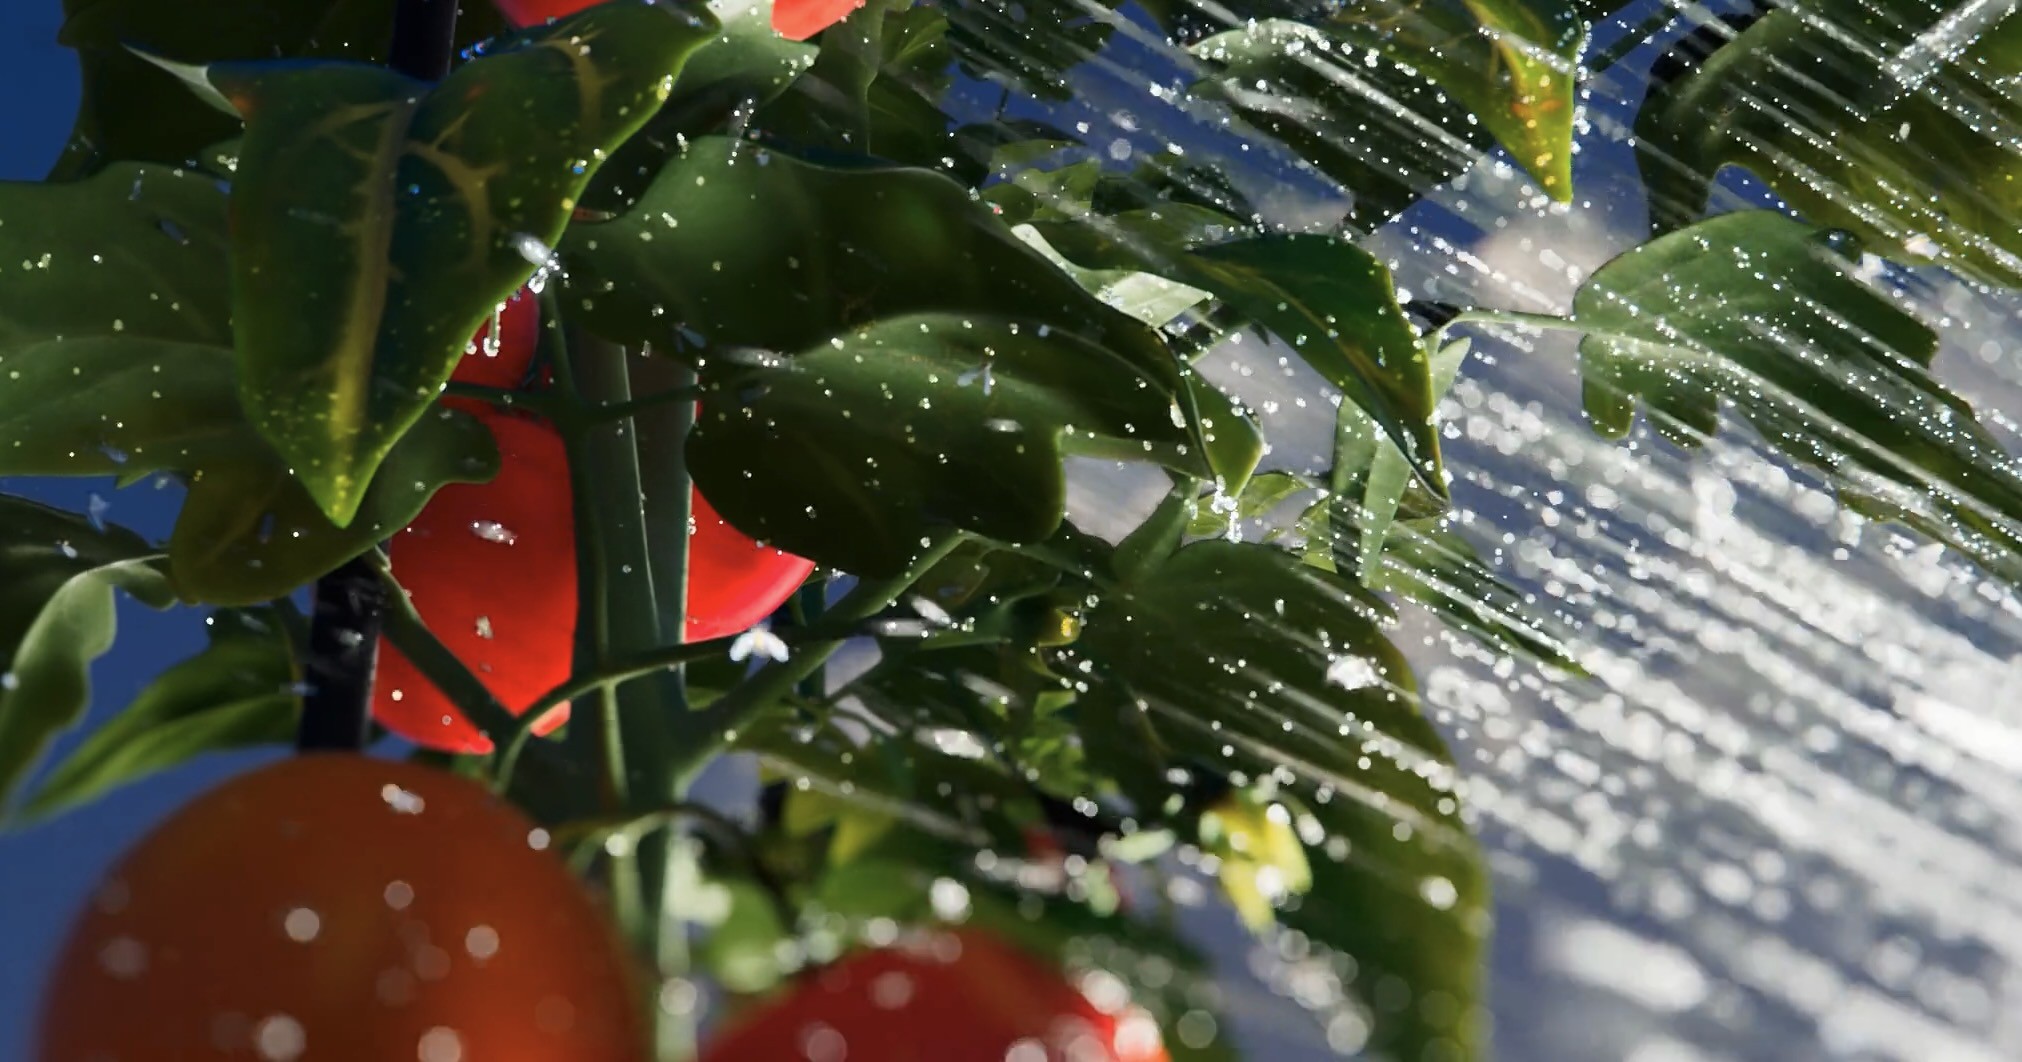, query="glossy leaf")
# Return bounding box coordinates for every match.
[1075,539,1485,1059]
[1307,338,1470,578]
[49,0,509,179]
[1637,2,2022,286]
[0,337,500,607]
[1189,20,1493,227]
[581,0,820,212]
[195,0,715,522]
[19,607,301,821]
[1330,0,1581,199]
[560,137,1176,387]
[1576,211,2022,581]
[0,497,175,816]
[1186,470,1318,538]
[687,312,1195,575]
[1372,522,1587,677]
[0,162,230,349]
[1183,236,1443,500]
